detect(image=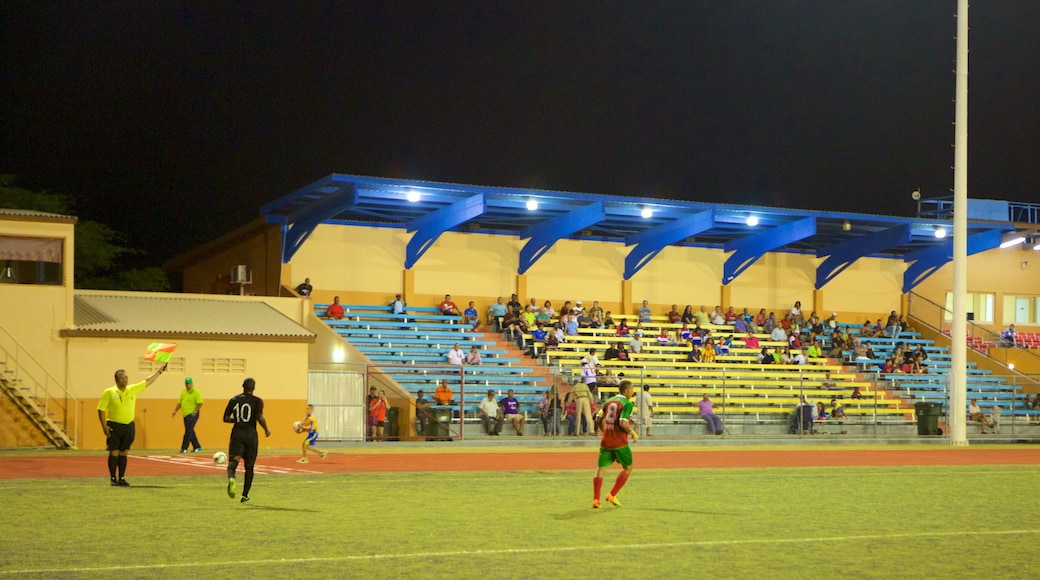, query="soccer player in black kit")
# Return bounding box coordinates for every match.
[223,378,271,503]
